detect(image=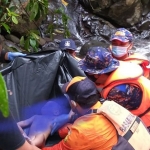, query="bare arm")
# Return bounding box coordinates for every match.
[17,116,36,144]
[17,140,41,150]
[17,116,35,128]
